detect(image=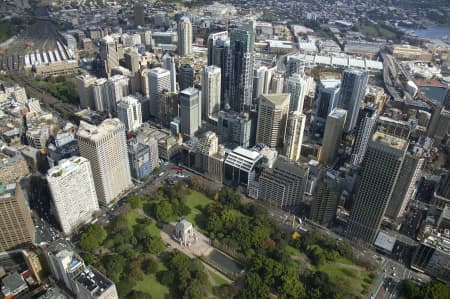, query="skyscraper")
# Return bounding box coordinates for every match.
[347,131,408,243]
[351,106,377,165]
[337,69,368,132]
[201,65,221,121]
[76,119,132,205]
[47,156,99,235]
[217,110,255,148]
[207,31,228,66]
[117,95,142,132]
[99,36,120,77]
[147,67,171,117]
[158,90,179,127]
[162,53,177,93]
[127,139,153,180]
[259,156,309,210]
[252,65,267,100]
[107,74,129,113]
[177,17,192,56]
[124,49,140,73]
[283,111,306,161]
[179,63,194,91]
[313,78,341,123]
[386,149,425,220]
[92,78,110,112]
[256,93,290,149]
[319,108,347,165]
[284,73,313,113]
[75,74,97,110]
[229,25,255,112]
[179,88,201,137]
[269,72,284,94]
[0,182,35,252]
[134,3,145,26]
[310,170,343,227]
